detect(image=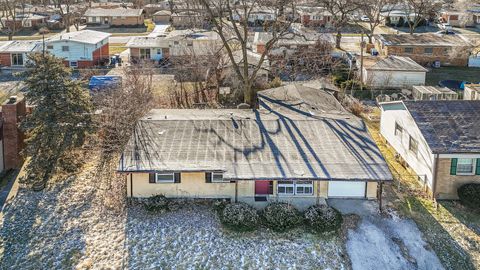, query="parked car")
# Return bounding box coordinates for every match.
[437,22,452,31]
[360,15,370,22]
